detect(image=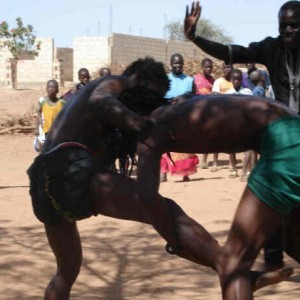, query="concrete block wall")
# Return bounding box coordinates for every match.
[17,38,54,88]
[110,33,214,71]
[73,36,110,81]
[0,34,219,89]
[111,33,167,67]
[56,47,73,81]
[0,48,12,87]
